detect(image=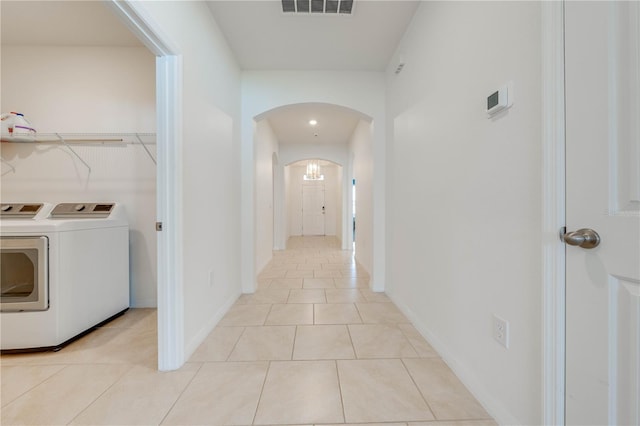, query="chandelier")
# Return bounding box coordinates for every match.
[303,159,324,181]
